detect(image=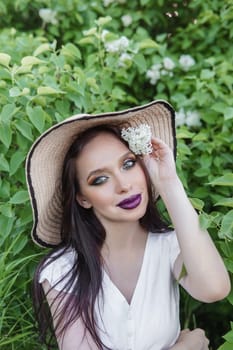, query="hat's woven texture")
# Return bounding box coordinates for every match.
[26,100,176,247]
